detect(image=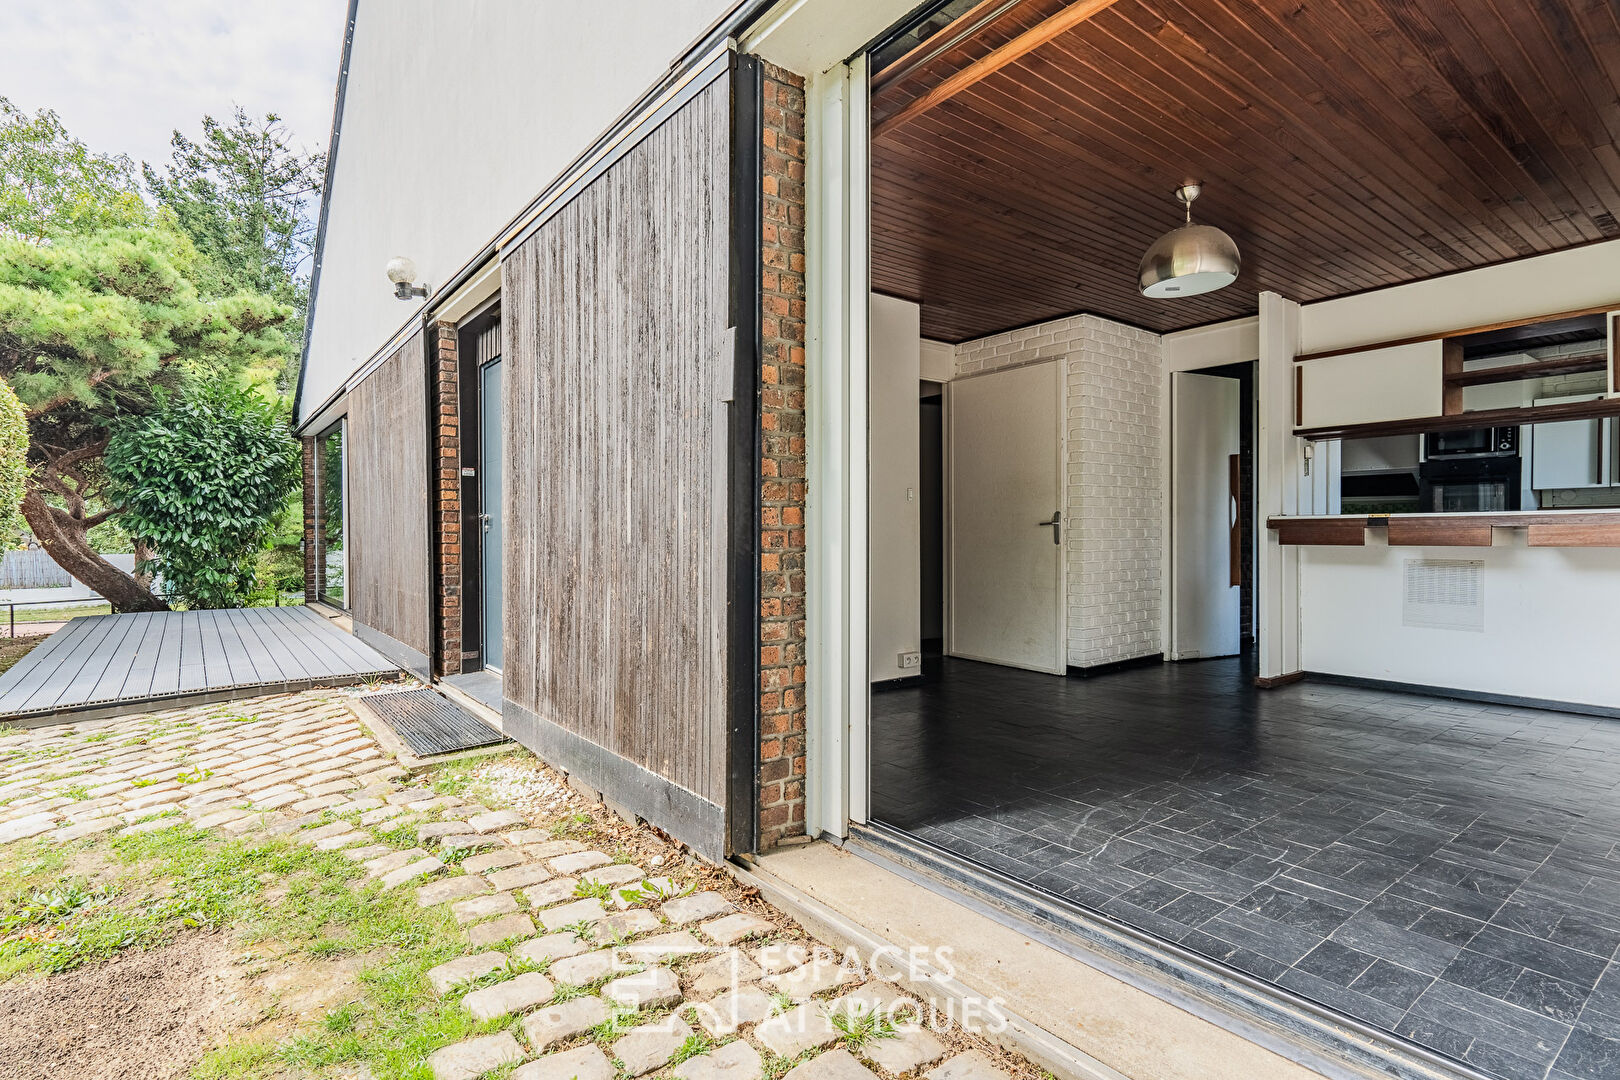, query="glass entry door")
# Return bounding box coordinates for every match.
[479,357,504,672]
